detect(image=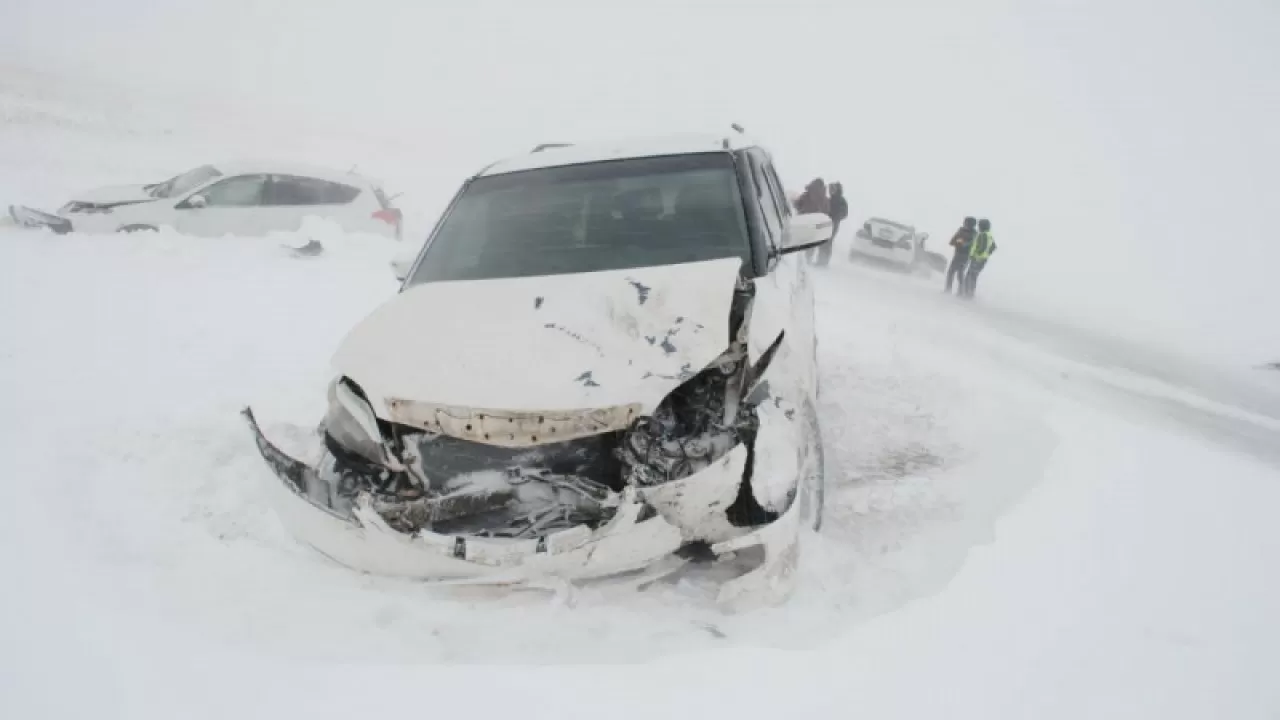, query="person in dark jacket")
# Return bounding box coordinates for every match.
[962,218,997,298]
[810,181,848,266]
[793,178,829,216]
[944,216,977,294]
